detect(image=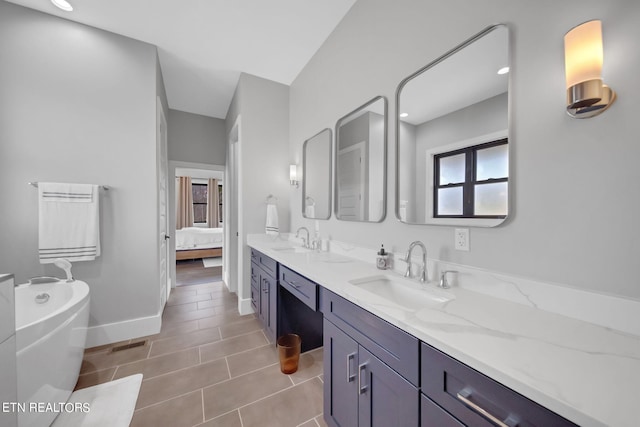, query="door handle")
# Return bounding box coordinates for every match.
[358,363,368,394]
[456,388,513,427]
[164,234,171,240]
[346,353,356,382]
